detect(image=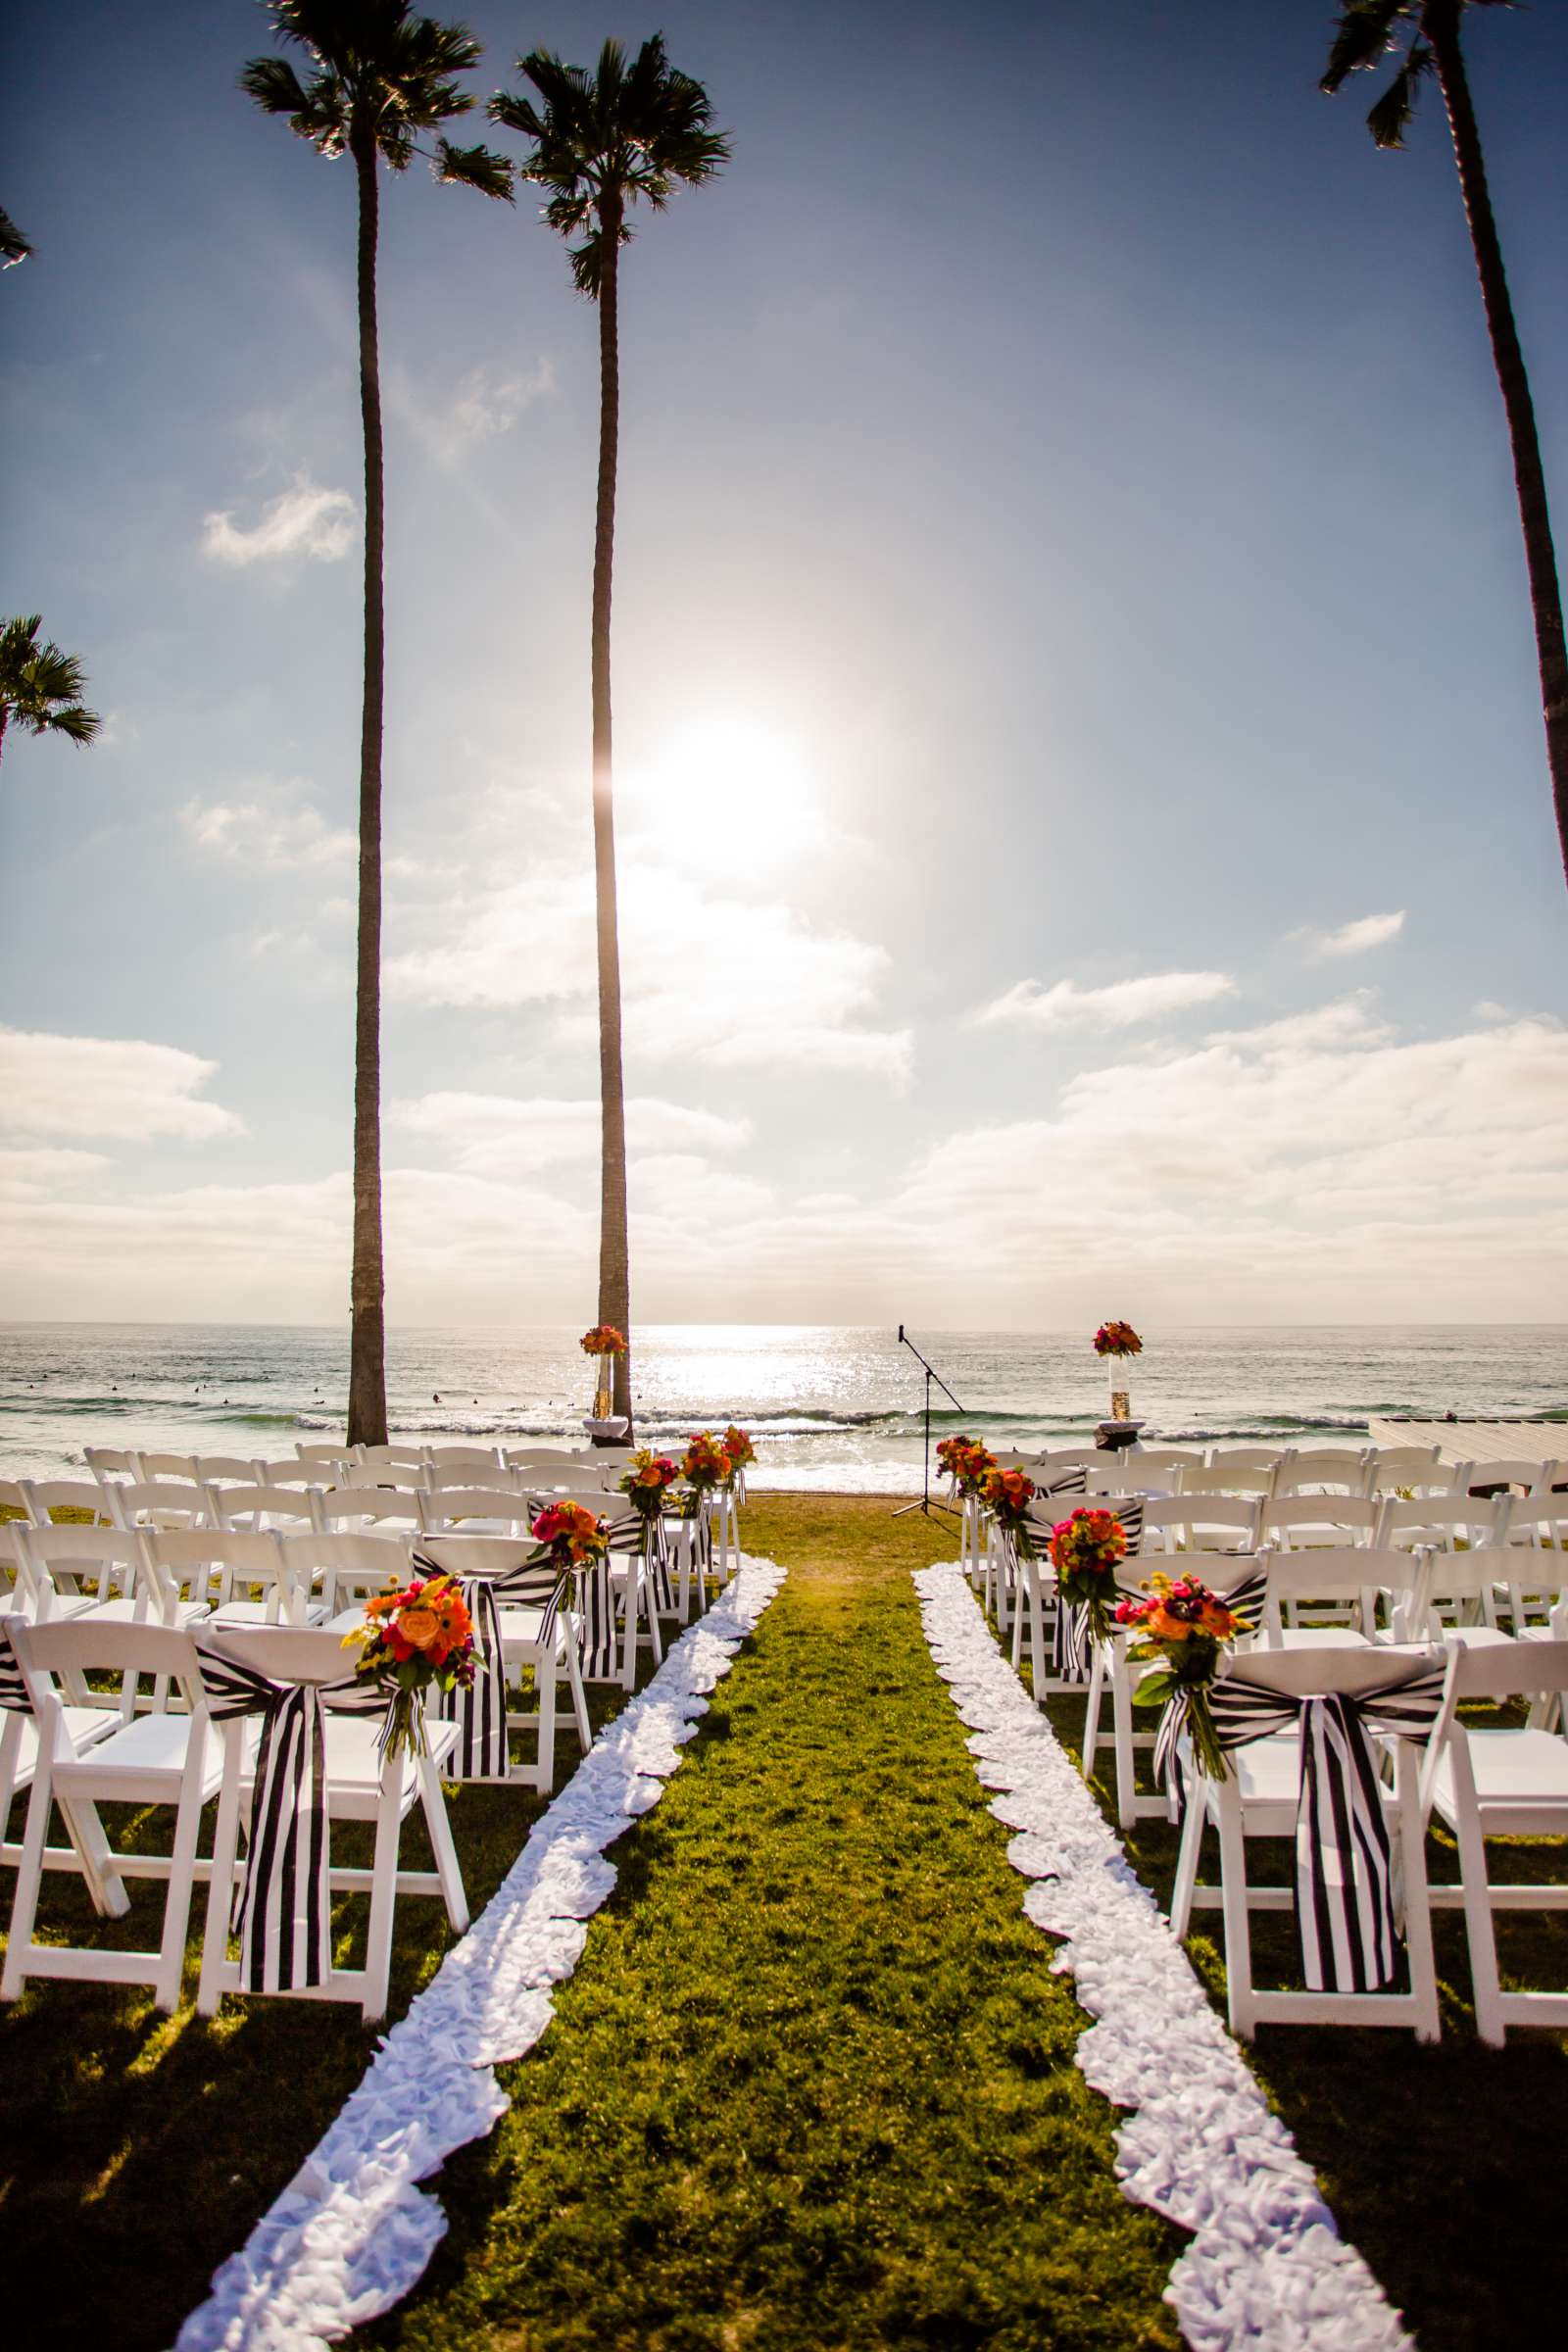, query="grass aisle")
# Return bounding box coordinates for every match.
[363,1498,1182,2352]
